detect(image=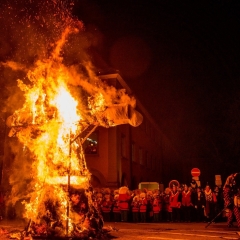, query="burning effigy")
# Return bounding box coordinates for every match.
[0,0,142,239]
